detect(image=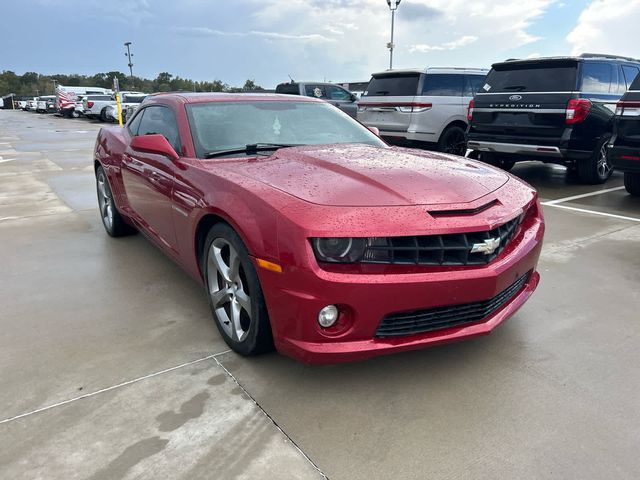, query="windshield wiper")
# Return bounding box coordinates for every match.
[503,85,527,91]
[374,90,390,95]
[204,143,302,159]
